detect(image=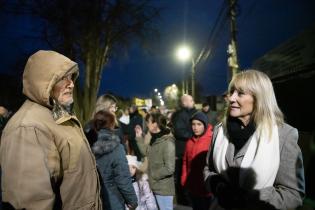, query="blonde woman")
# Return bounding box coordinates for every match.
[204,70,305,209]
[84,94,122,147]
